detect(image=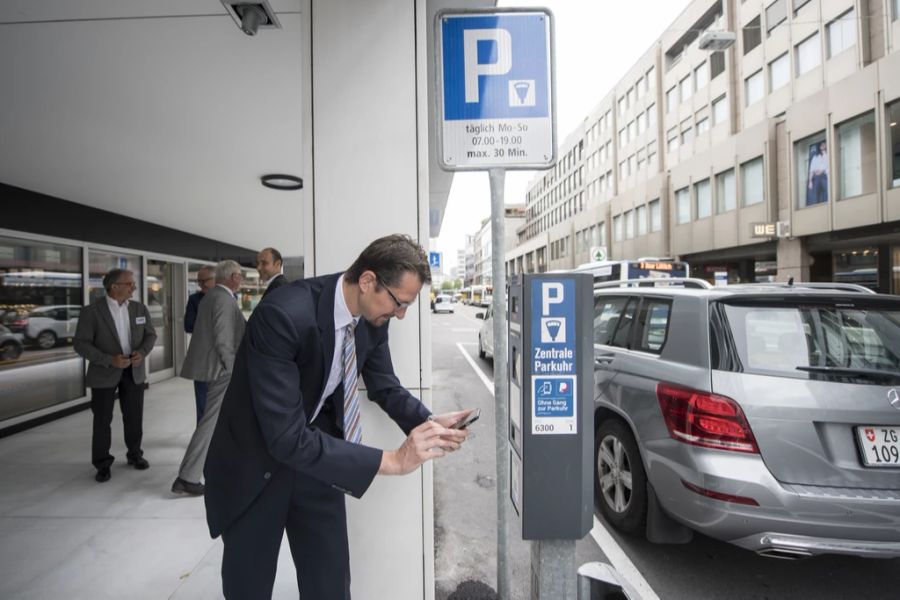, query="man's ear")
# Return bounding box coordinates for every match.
[360,270,377,292]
